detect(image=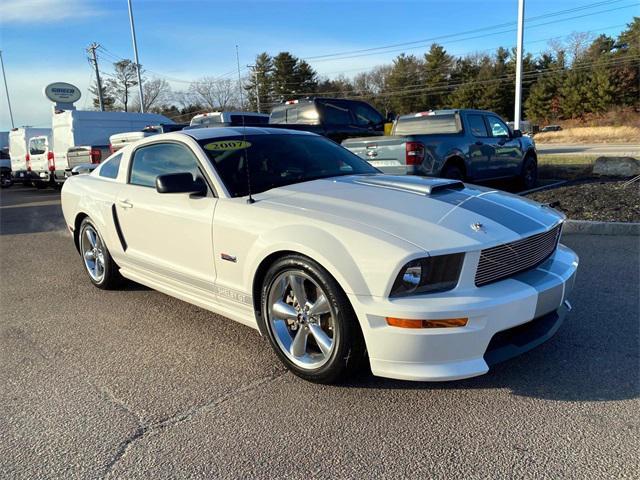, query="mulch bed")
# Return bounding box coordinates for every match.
[527,179,640,223]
